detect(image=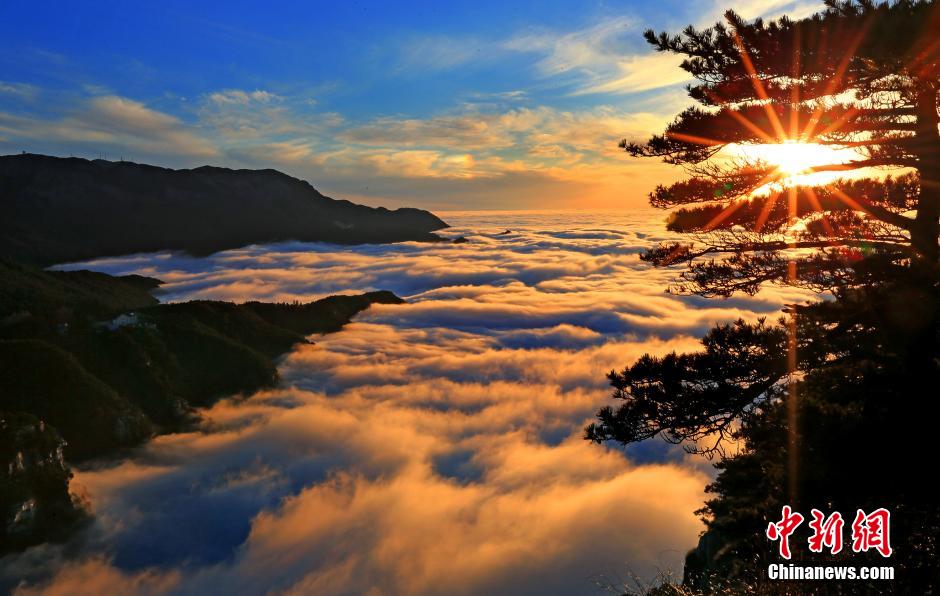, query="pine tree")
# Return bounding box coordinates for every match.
[623,0,939,298]
[588,2,940,592]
